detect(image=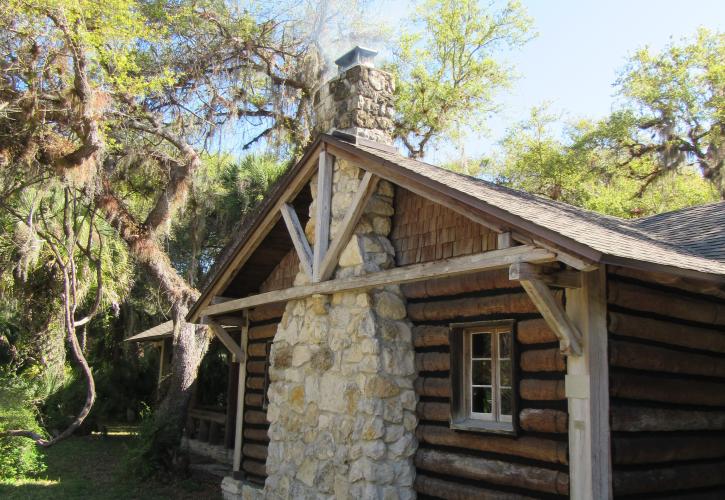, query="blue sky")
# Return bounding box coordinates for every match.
[385,0,725,163]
